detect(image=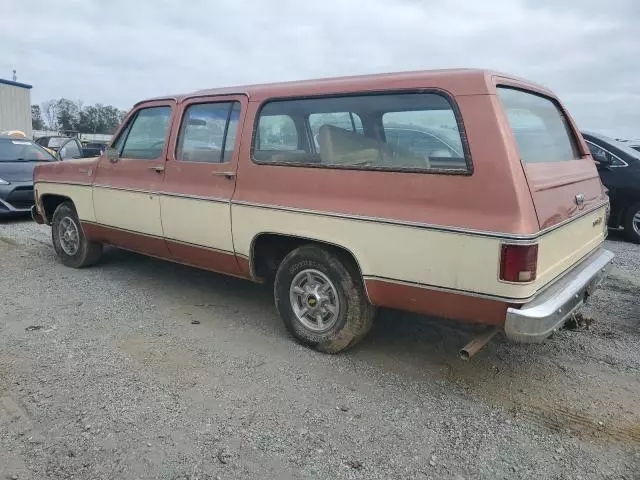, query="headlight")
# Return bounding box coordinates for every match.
[0,178,9,185]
